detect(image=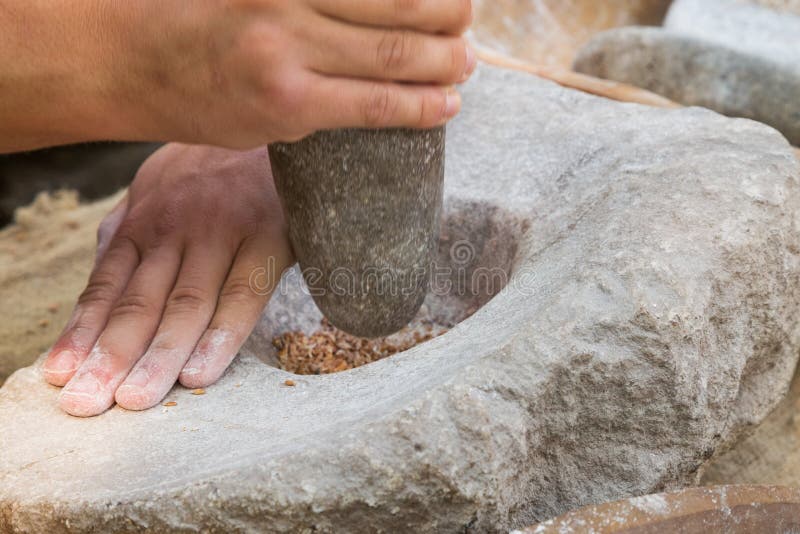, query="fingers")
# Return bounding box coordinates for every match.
[179,233,291,388]
[308,22,475,84]
[114,243,232,411]
[95,195,130,266]
[311,0,473,35]
[42,232,138,387]
[300,74,462,131]
[58,246,181,417]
